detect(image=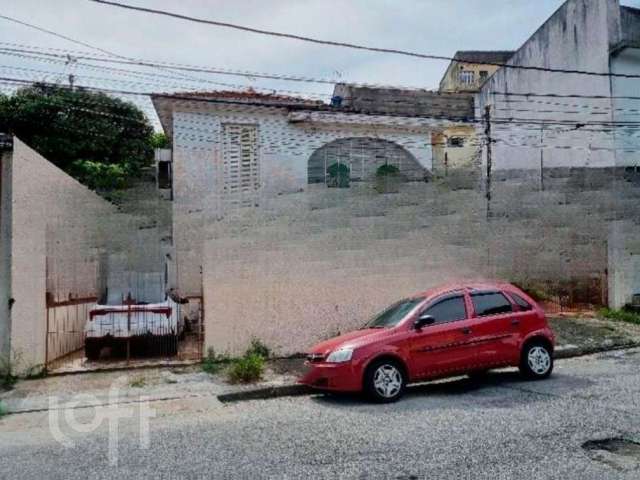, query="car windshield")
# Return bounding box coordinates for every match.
[364,298,425,328]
